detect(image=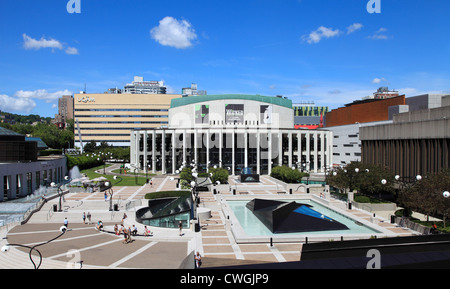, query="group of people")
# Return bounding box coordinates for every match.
[112,223,154,244]
[82,212,92,224]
